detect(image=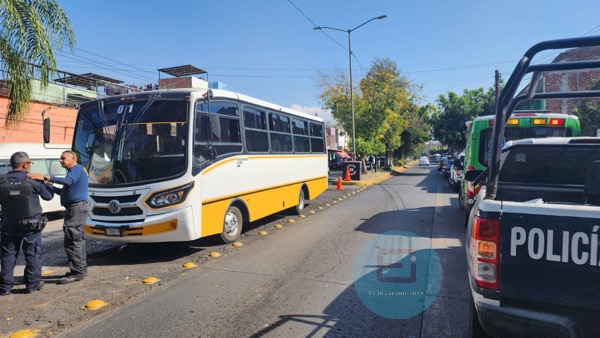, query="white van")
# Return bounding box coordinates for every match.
[0,143,70,214]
